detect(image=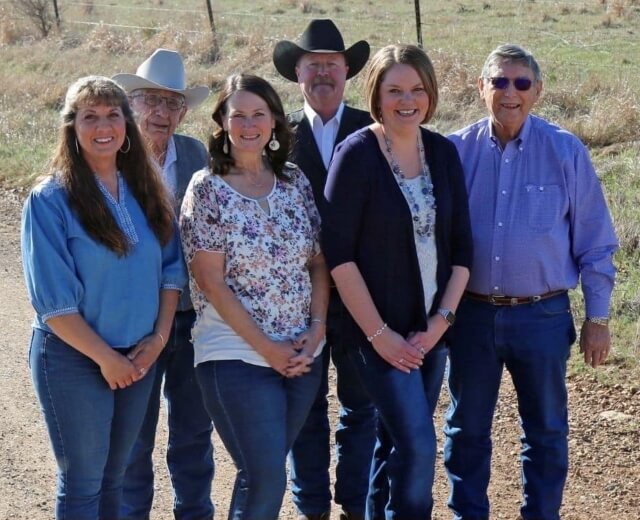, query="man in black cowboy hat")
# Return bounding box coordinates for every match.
[273,19,376,520]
